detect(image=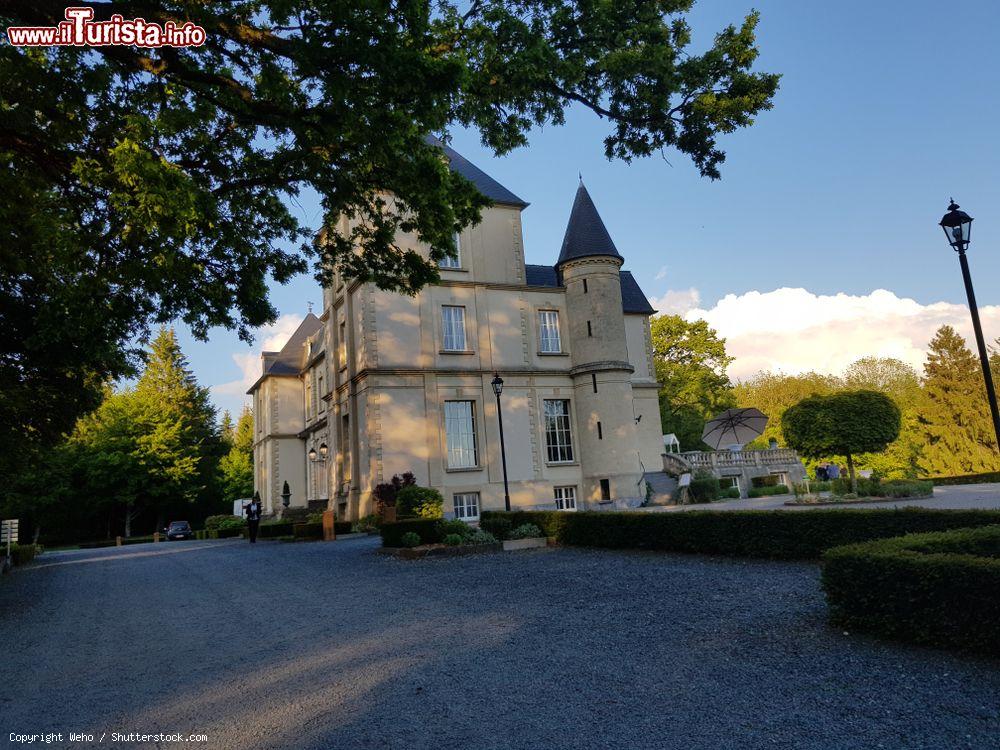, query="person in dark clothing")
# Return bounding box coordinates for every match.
[244,492,263,543]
